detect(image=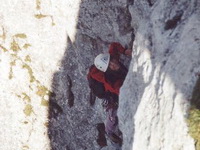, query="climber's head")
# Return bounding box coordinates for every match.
[108,56,120,71]
[94,53,110,72]
[94,54,120,72]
